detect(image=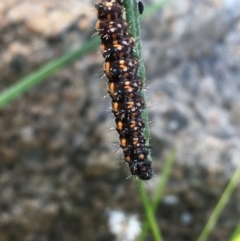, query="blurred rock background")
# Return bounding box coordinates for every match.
[0,0,240,240]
